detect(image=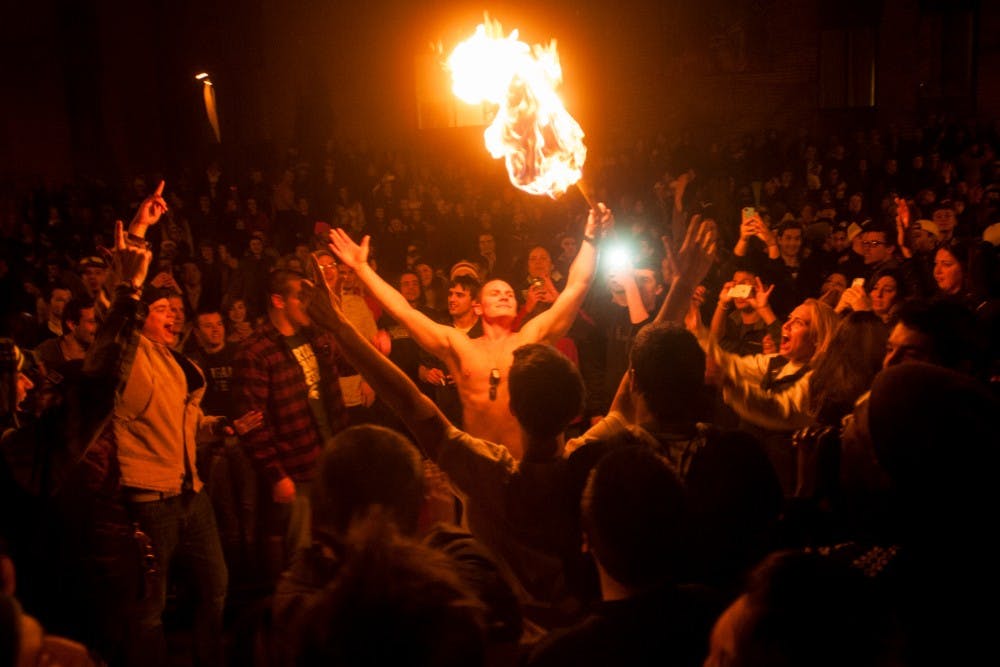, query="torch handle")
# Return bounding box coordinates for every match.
[575,178,598,211]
